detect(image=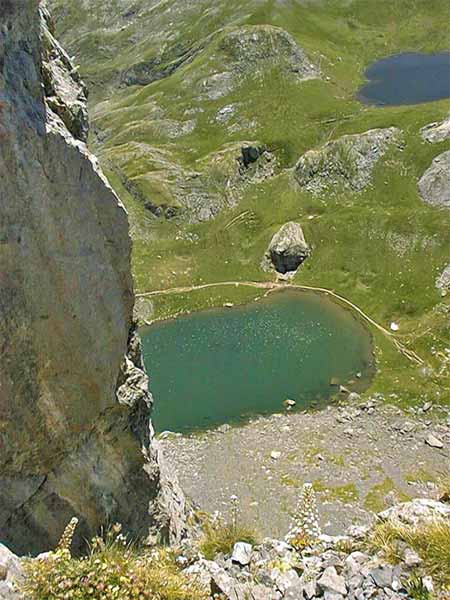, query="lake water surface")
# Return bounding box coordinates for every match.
[141,291,374,433]
[357,52,450,106]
